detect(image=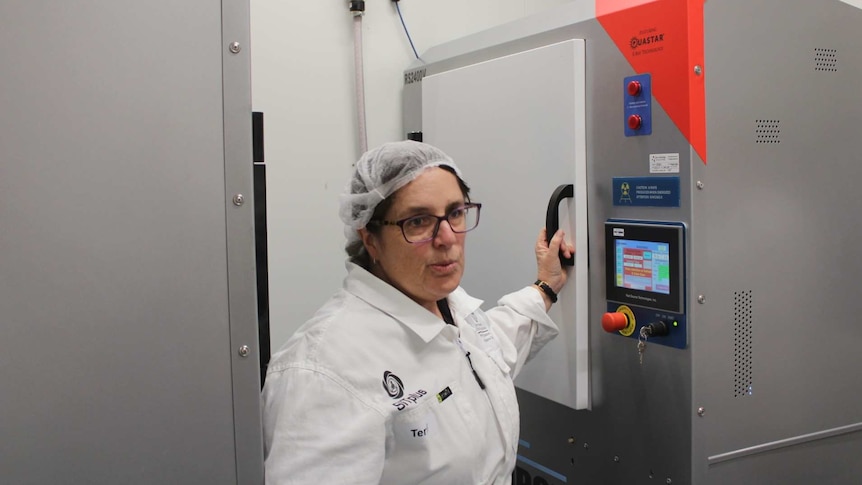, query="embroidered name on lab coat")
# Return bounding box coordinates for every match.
[395,412,439,442]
